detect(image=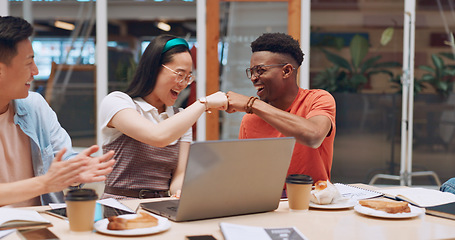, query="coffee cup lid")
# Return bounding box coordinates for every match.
[285,174,313,184]
[65,188,98,201]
